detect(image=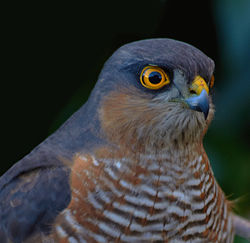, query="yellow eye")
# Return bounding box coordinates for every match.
[140,66,170,90]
